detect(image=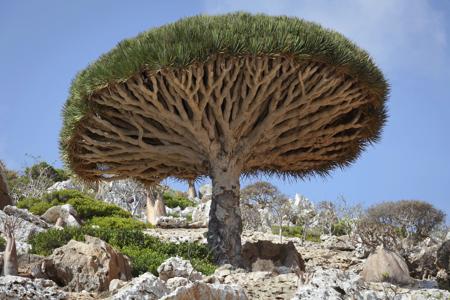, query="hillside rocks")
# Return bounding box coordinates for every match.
[0,275,66,300]
[321,234,355,251]
[161,282,248,300]
[0,162,12,209]
[361,246,412,285]
[108,273,169,300]
[35,235,132,292]
[157,257,203,281]
[241,240,305,271]
[156,216,188,228]
[0,206,50,253]
[191,200,210,227]
[47,179,82,192]
[41,204,81,227]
